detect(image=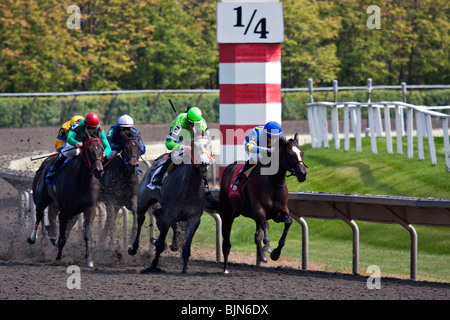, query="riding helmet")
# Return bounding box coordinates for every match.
[118,114,134,127]
[187,107,202,123]
[85,113,100,127]
[264,121,283,136]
